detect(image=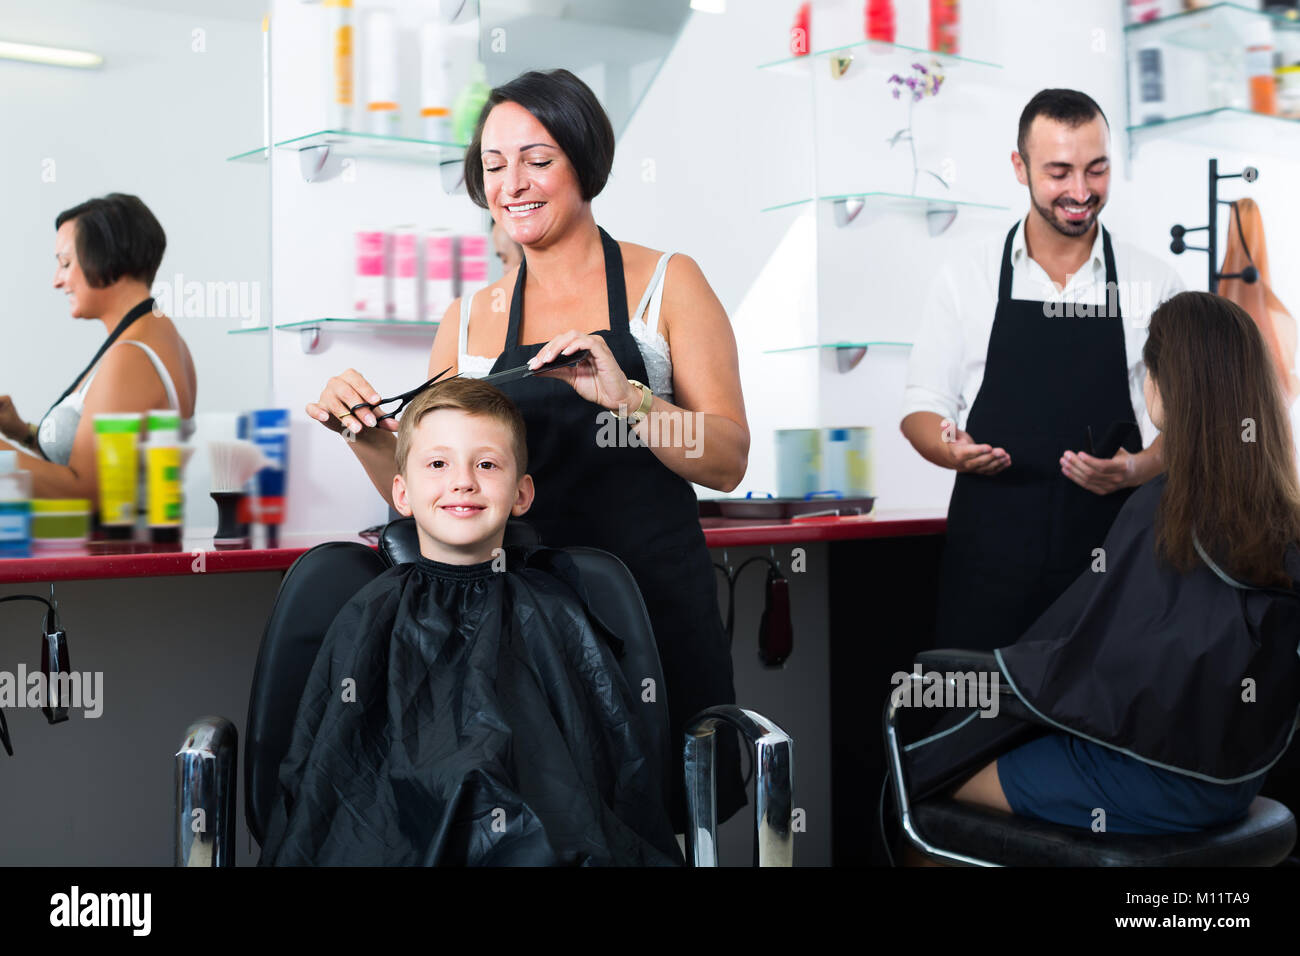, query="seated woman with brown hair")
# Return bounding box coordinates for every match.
[911,291,1300,837]
[0,193,196,498]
